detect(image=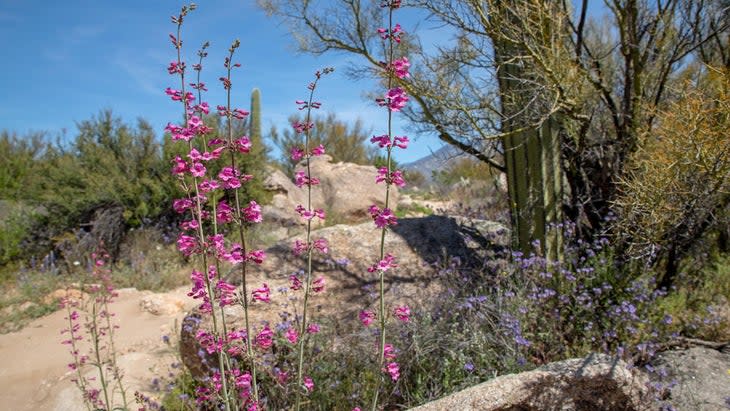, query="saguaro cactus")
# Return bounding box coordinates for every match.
[249,88,262,143]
